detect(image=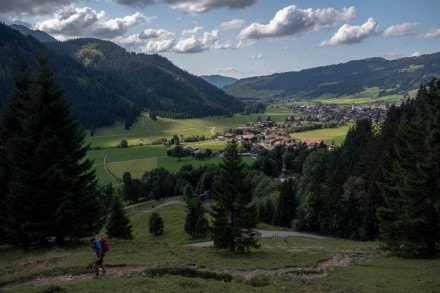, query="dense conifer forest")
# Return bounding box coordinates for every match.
[0,23,242,130]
